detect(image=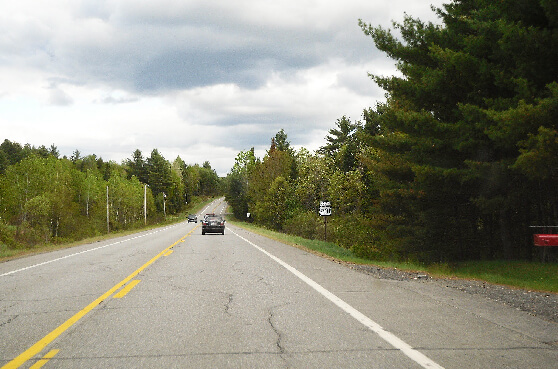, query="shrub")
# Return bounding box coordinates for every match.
[0,222,18,249]
[283,211,321,239]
